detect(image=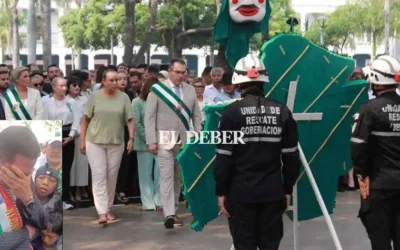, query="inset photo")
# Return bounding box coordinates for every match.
[0,120,62,250]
